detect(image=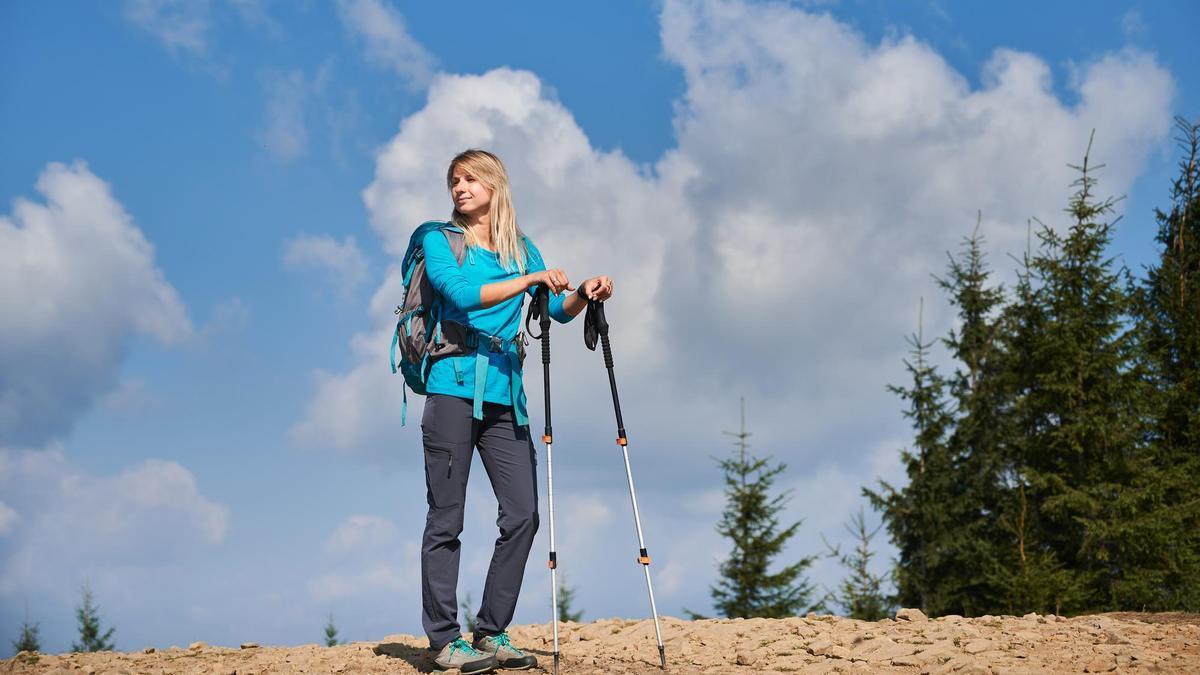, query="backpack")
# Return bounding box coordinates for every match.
[390,221,468,423]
